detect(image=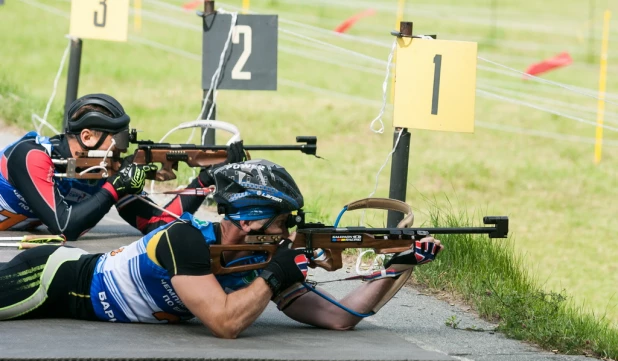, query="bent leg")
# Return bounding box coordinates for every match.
[0,246,86,320]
